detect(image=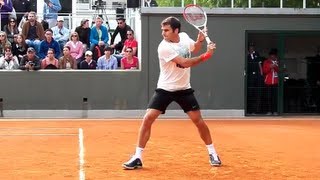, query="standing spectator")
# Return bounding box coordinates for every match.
[41,48,58,69]
[247,44,264,115]
[263,48,279,115]
[0,0,13,30]
[12,0,32,23]
[89,16,109,51]
[96,47,117,70]
[3,17,19,43]
[43,0,61,29]
[0,45,19,69]
[19,47,40,71]
[51,16,69,53]
[110,17,131,53]
[0,31,11,56]
[39,29,60,59]
[11,33,28,62]
[120,47,139,70]
[59,46,77,69]
[21,11,45,54]
[75,18,90,51]
[65,32,83,67]
[79,50,96,69]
